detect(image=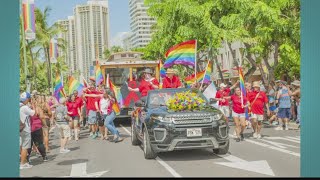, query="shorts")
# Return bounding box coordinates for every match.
[20,130,31,149]
[57,124,71,138]
[277,108,291,119]
[269,105,277,112]
[219,106,230,117]
[71,116,79,127]
[88,110,97,125]
[232,111,245,118]
[251,113,264,121]
[97,112,104,127]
